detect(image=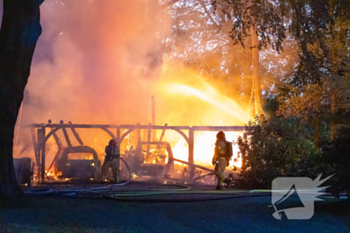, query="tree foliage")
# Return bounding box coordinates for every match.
[236,115,350,198]
[236,116,327,189]
[211,0,286,52]
[162,0,256,105]
[275,0,350,140]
